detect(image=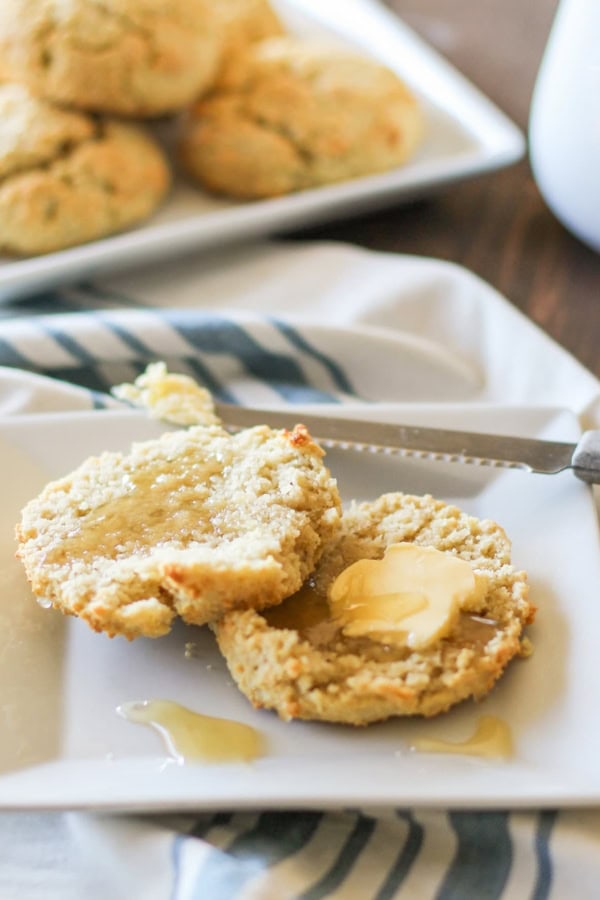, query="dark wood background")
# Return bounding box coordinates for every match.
[295,0,600,378]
